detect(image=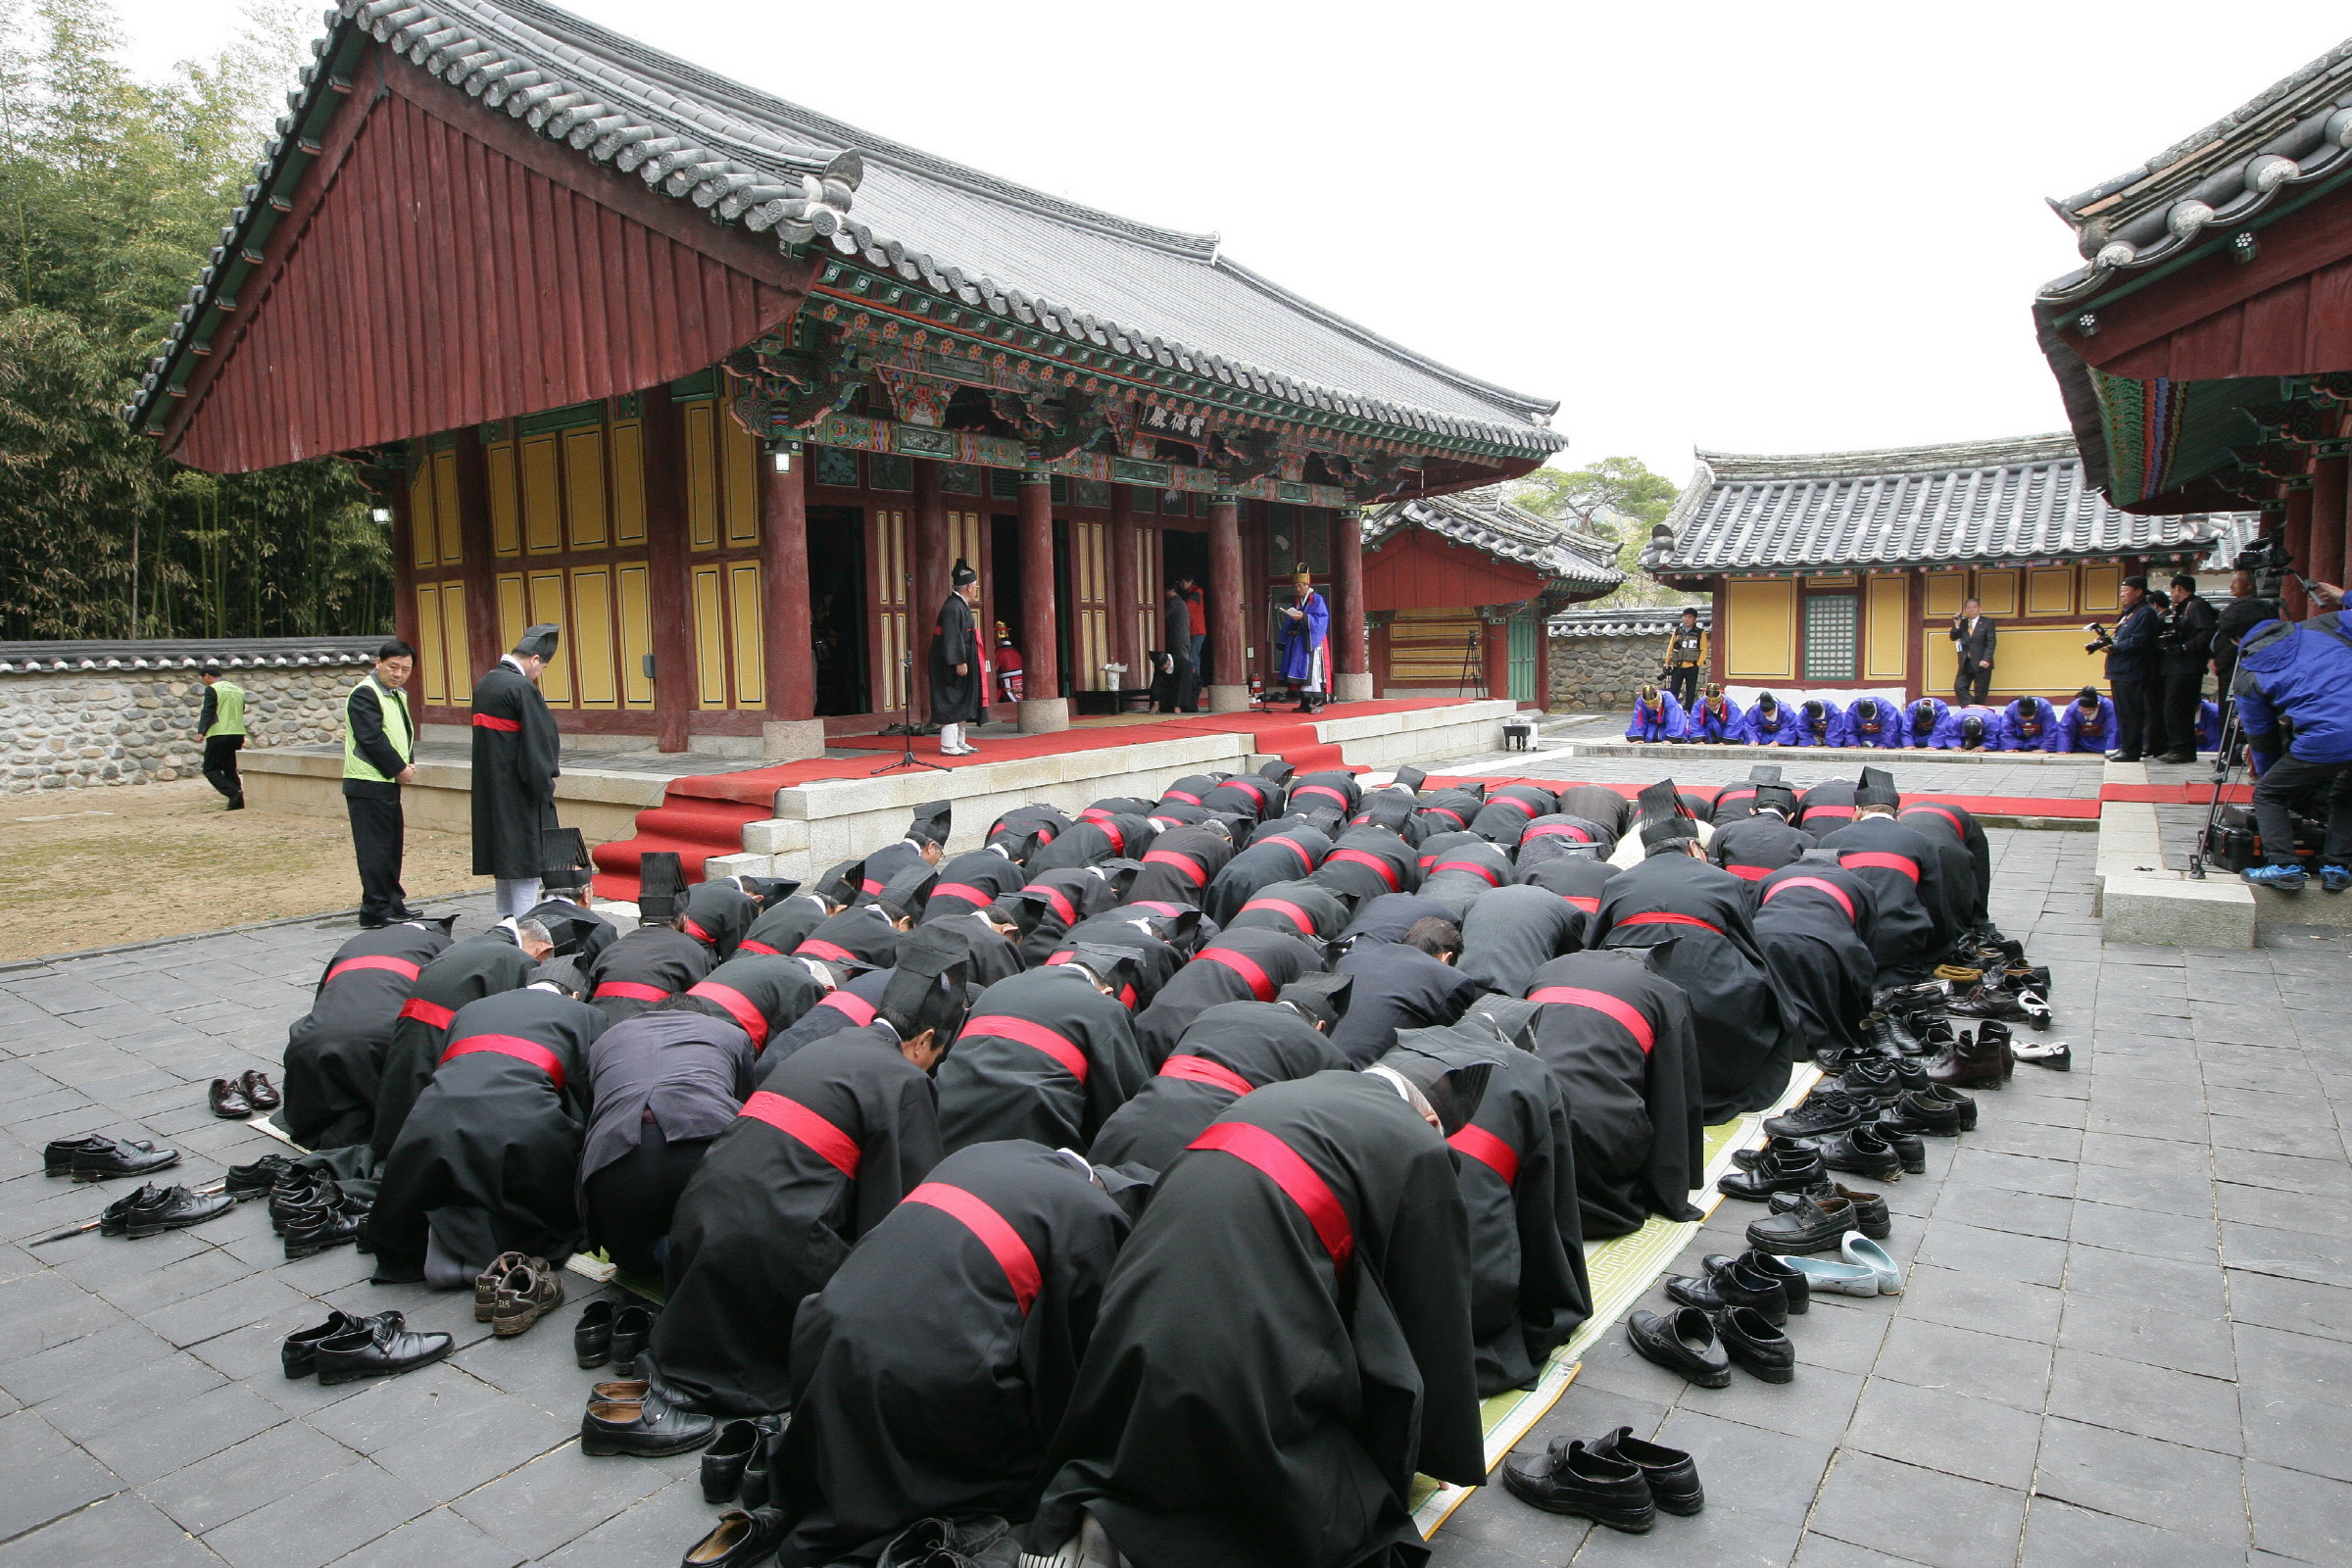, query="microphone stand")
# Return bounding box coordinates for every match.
[872,650,948,775]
